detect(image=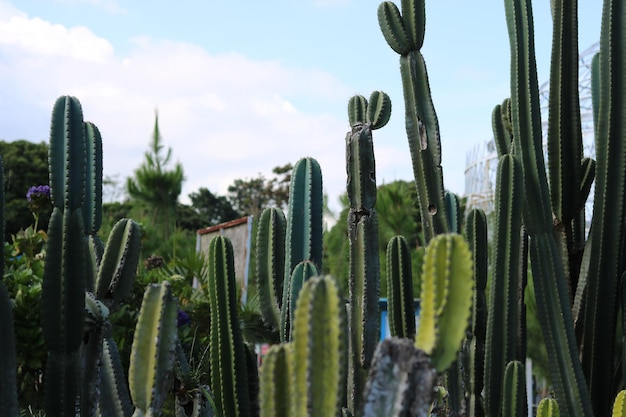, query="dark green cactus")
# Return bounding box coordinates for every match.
[500,360,527,417]
[255,207,286,331]
[345,121,381,415]
[483,153,524,417]
[386,235,415,339]
[378,0,449,243]
[348,91,392,130]
[129,282,179,416]
[207,236,251,417]
[504,0,593,414]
